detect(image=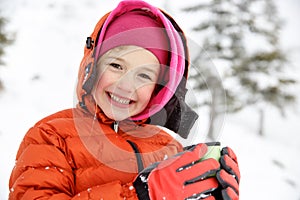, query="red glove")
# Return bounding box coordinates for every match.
[133,144,221,200]
[216,147,240,200]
